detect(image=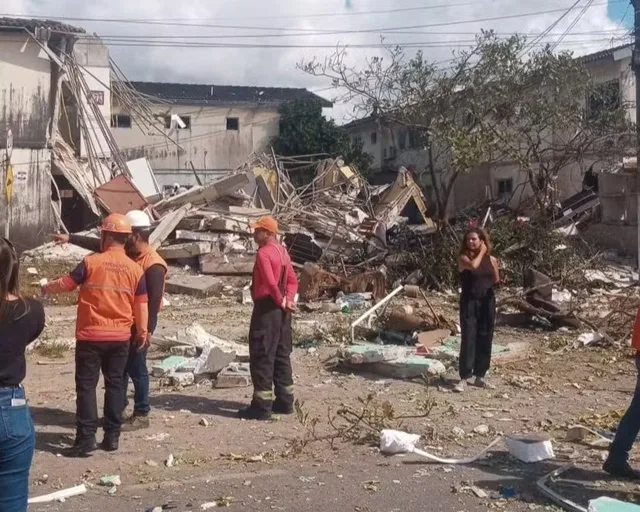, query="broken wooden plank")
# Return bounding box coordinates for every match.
[155,173,250,212]
[200,254,254,275]
[158,242,214,260]
[165,276,224,298]
[255,175,275,210]
[150,203,192,249]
